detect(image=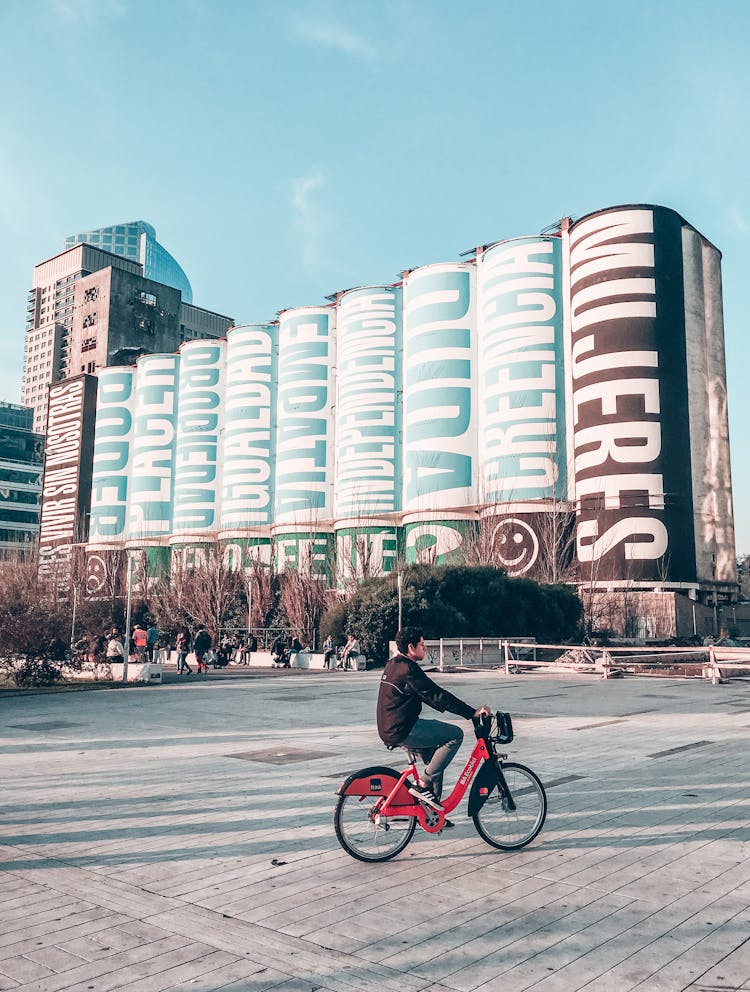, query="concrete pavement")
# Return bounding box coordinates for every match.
[1,669,749,991]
